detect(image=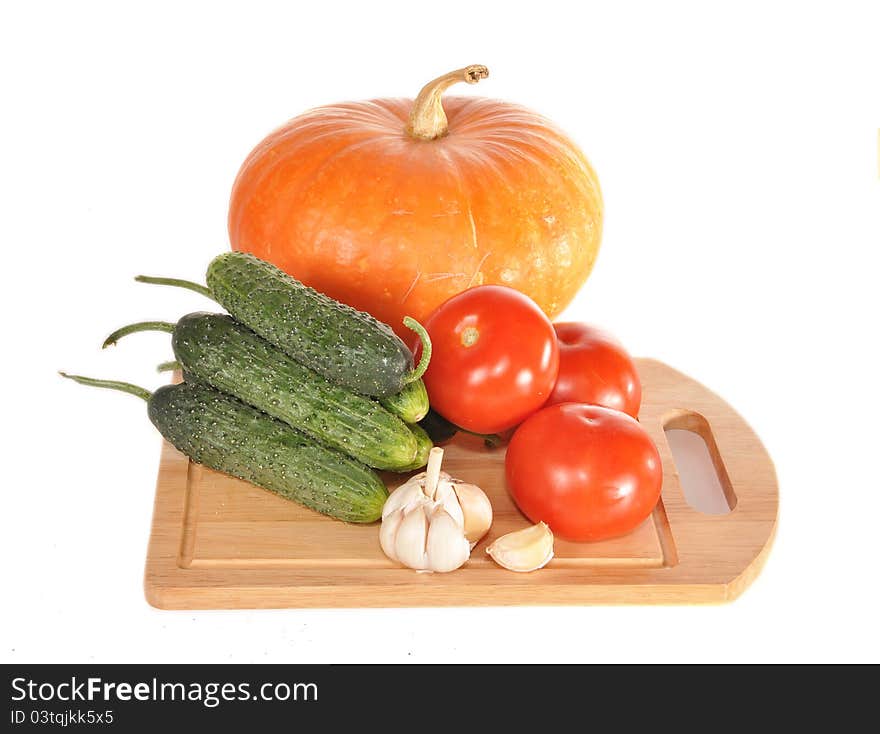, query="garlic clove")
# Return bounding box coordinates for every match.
[379,507,405,561]
[433,480,465,528]
[452,482,493,546]
[425,507,471,573]
[382,477,423,519]
[393,506,431,571]
[486,522,554,573]
[377,445,493,573]
[419,470,452,500]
